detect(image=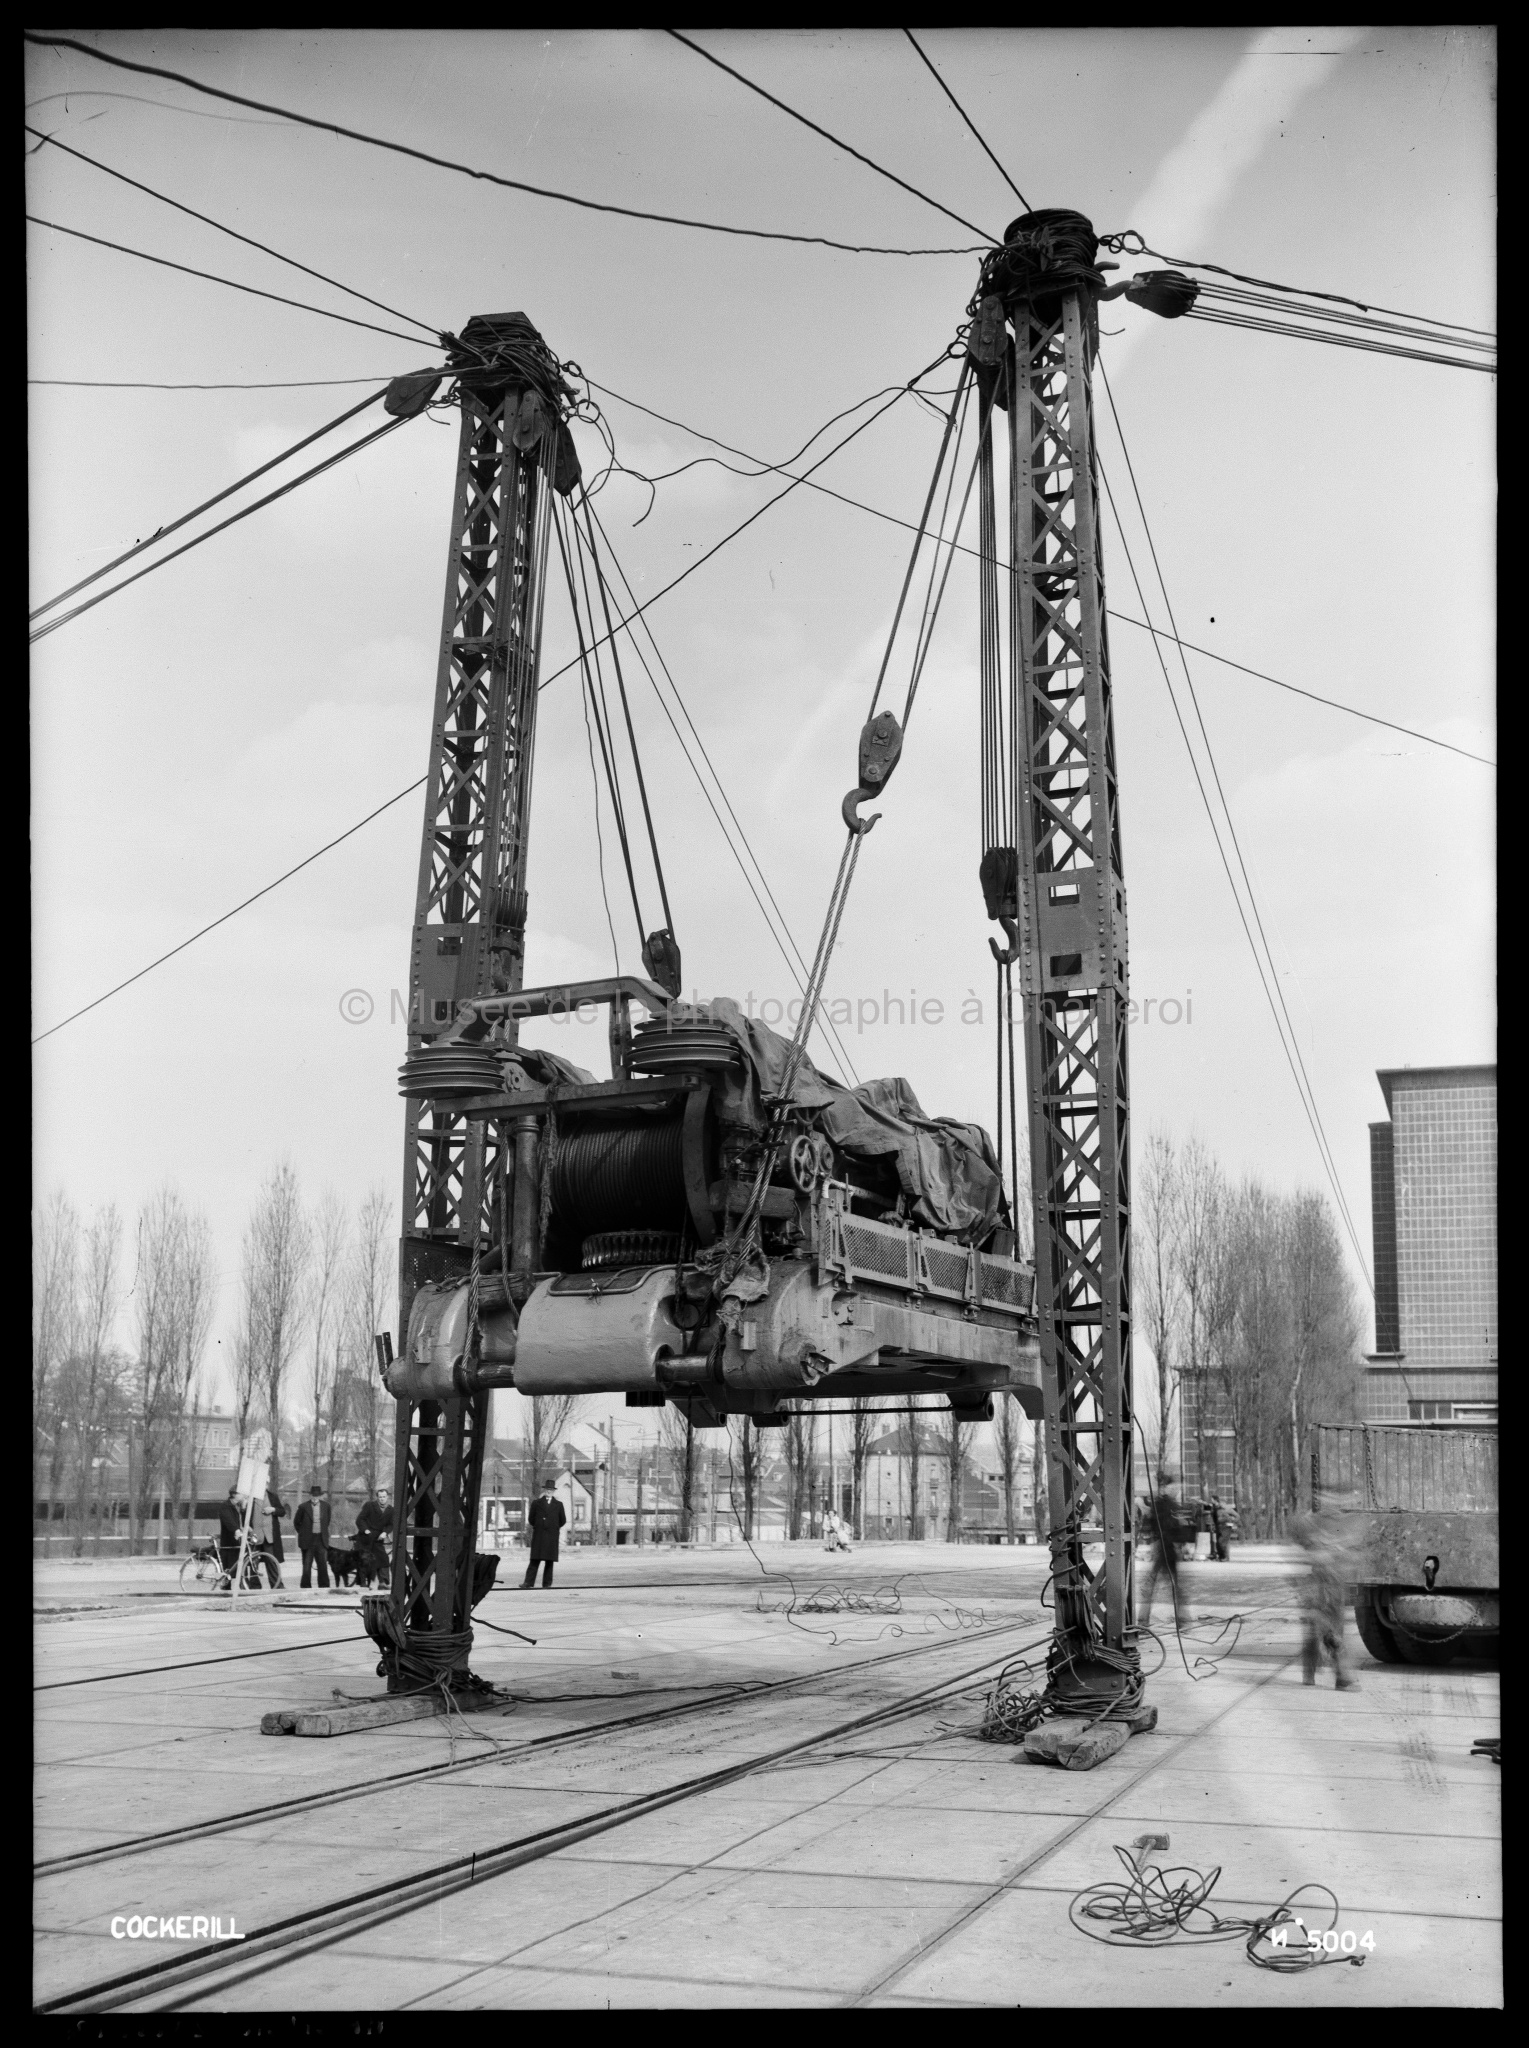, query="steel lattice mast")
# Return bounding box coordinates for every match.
[998,230,1136,1688]
[387,314,569,1678]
